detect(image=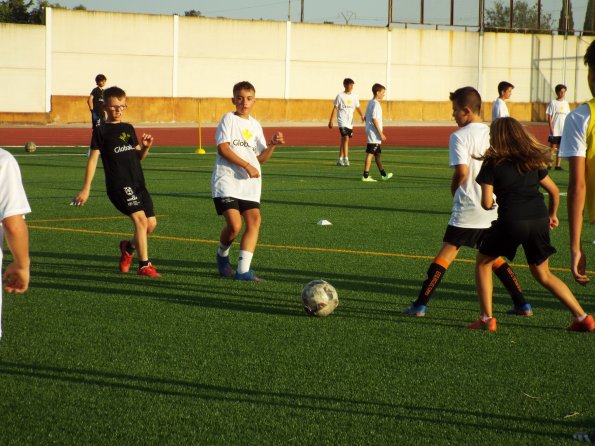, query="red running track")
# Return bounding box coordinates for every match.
[0,124,549,148]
